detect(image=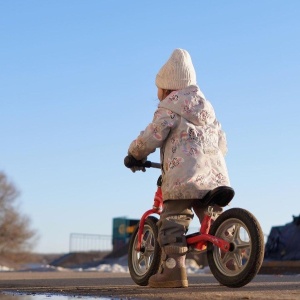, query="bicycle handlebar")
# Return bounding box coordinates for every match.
[124,155,161,169]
